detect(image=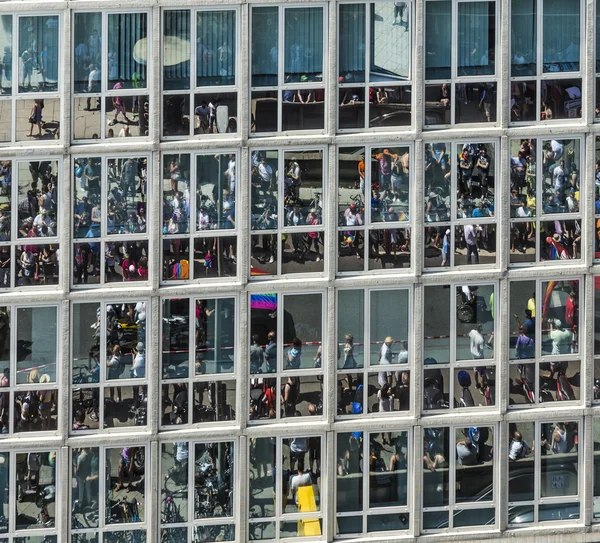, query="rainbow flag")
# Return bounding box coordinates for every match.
[251,293,277,310]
